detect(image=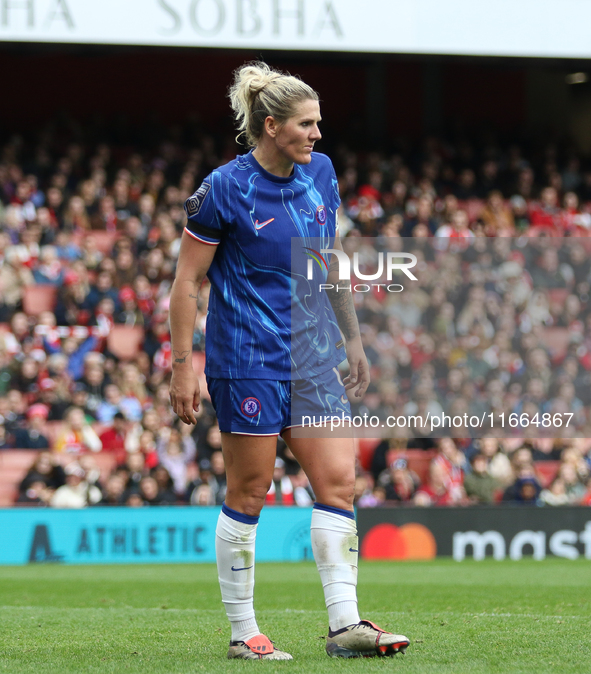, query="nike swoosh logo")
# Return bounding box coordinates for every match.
[231,565,254,571]
[254,218,275,230]
[349,548,358,553]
